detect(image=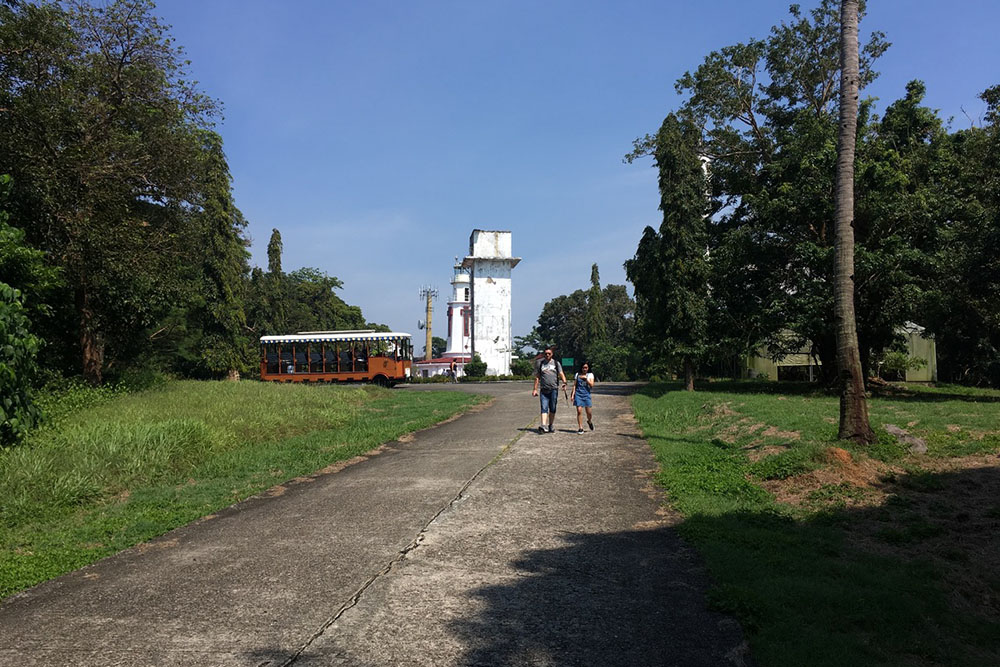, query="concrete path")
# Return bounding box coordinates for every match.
[0,382,751,666]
